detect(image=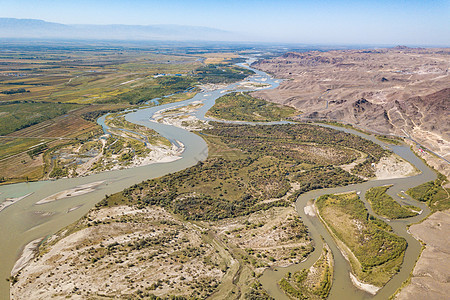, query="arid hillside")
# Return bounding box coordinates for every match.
[252,47,450,173]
